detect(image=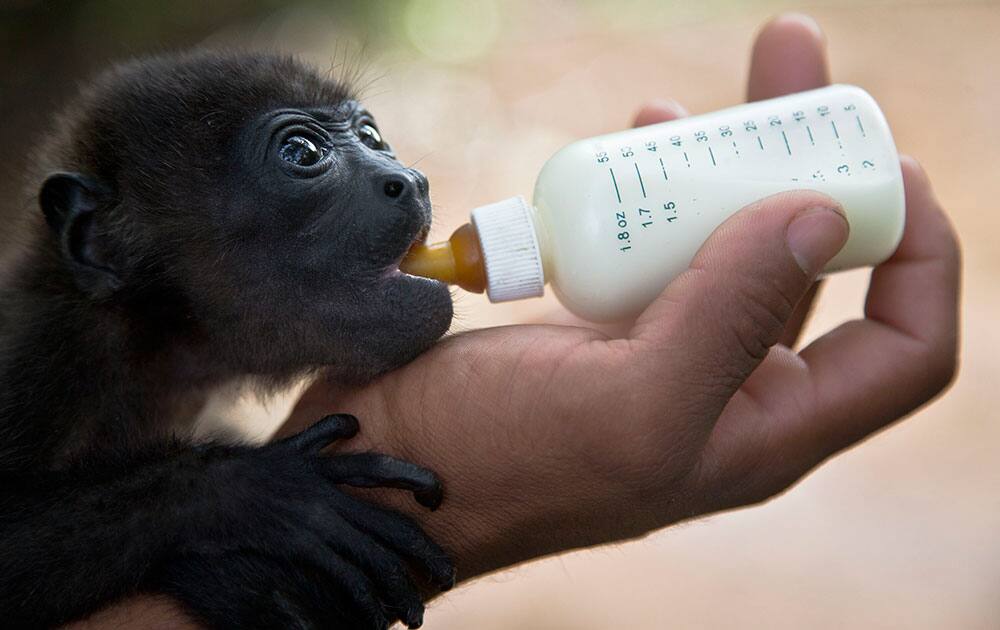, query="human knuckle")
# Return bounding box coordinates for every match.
[732,481,788,510]
[728,277,795,362]
[942,217,961,261]
[928,342,959,394]
[710,465,796,512]
[691,365,746,405]
[899,333,959,404]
